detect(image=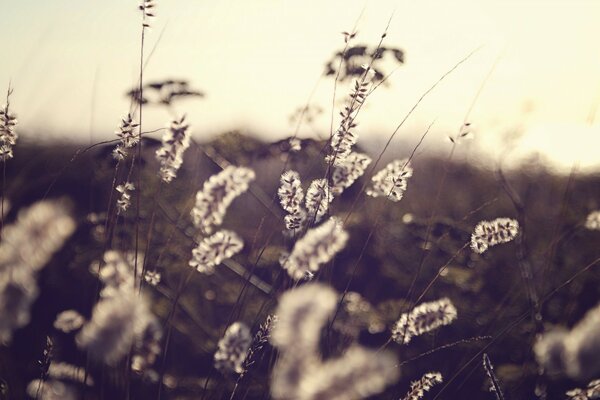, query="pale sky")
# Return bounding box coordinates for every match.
[2,0,600,171]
